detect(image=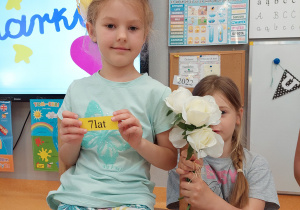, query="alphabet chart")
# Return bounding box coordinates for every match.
[169,0,249,46]
[249,0,300,38]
